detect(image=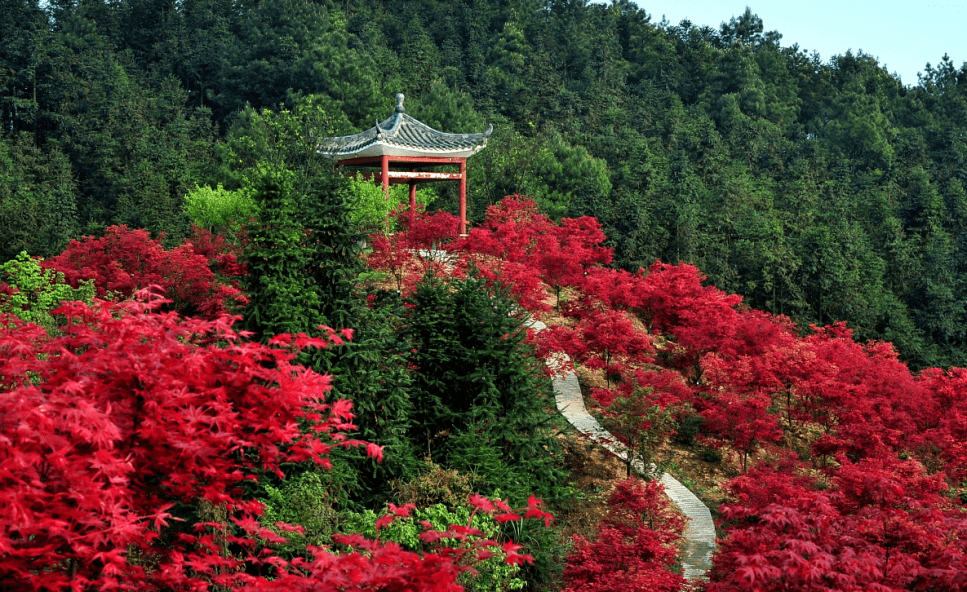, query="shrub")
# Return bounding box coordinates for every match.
[0,251,94,330]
